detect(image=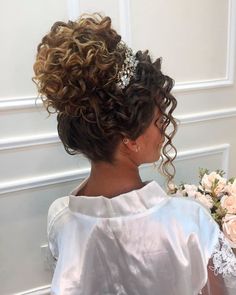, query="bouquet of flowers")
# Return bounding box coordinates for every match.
[172,168,236,249]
